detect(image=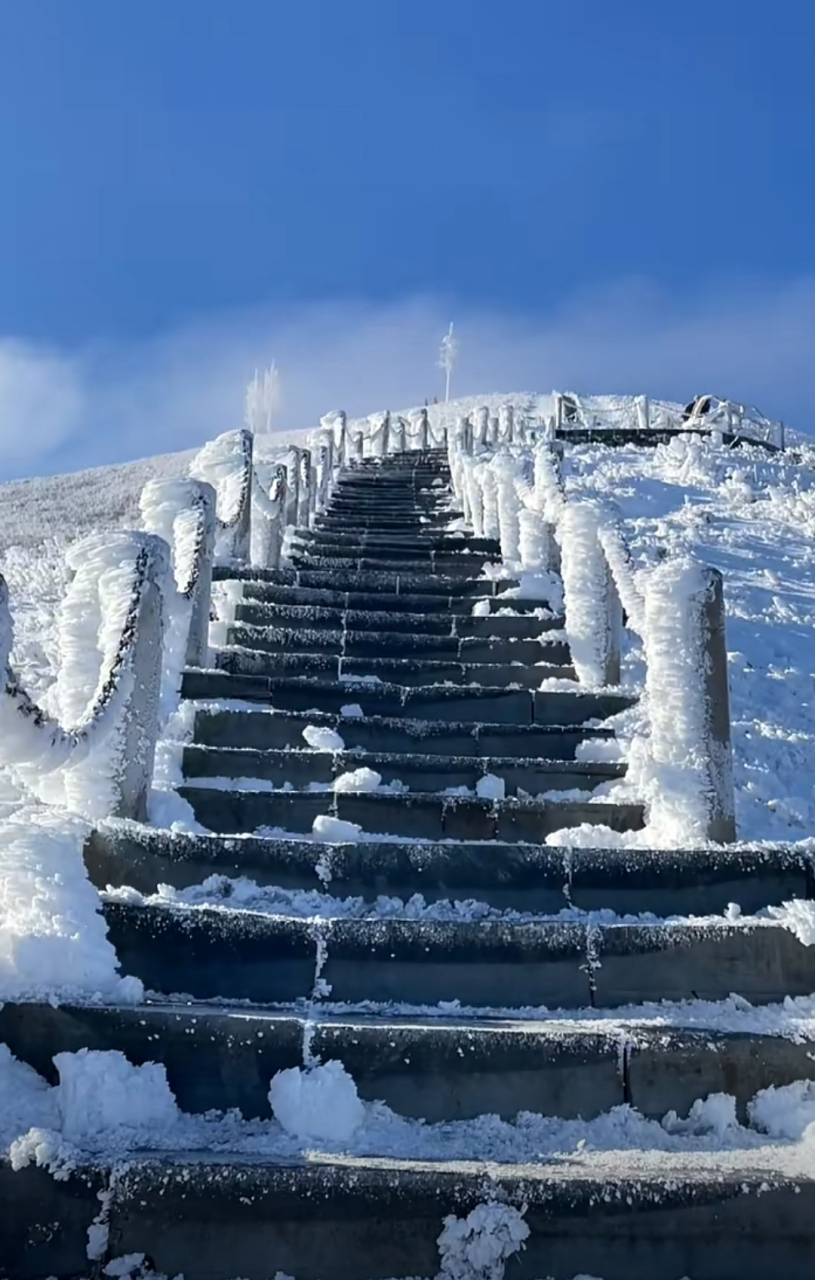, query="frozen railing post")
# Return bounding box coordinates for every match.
[116,540,166,822]
[140,477,217,669]
[251,463,287,570]
[189,428,253,565]
[284,447,301,527]
[420,407,430,451]
[353,430,365,461]
[337,411,348,466]
[489,416,499,445]
[644,560,736,843]
[559,501,622,687]
[476,406,489,448]
[395,416,407,453]
[636,395,651,432]
[502,404,515,445]
[297,448,313,526]
[380,412,391,457]
[699,567,736,842]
